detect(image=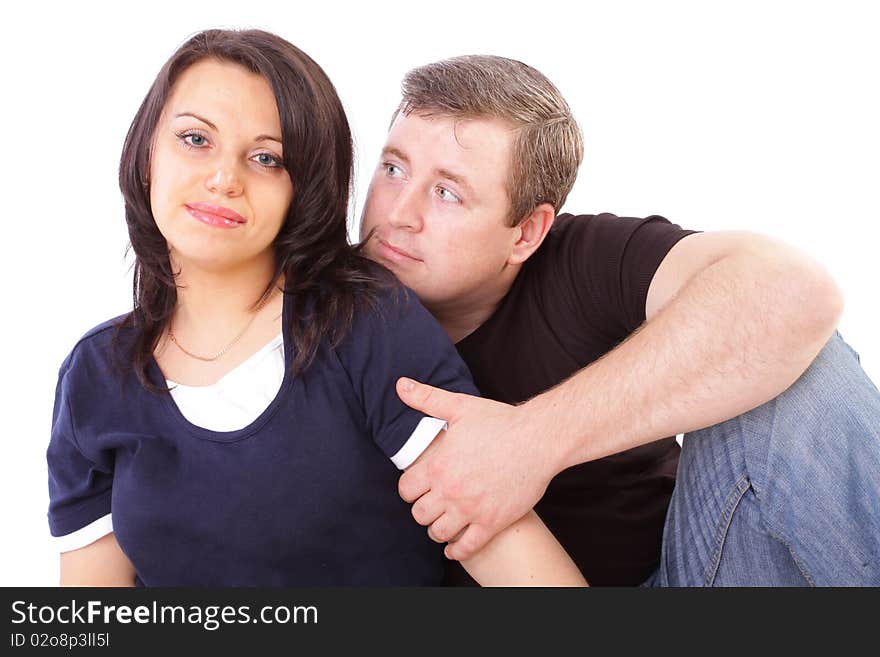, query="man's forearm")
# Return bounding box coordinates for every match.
[527,248,844,472]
